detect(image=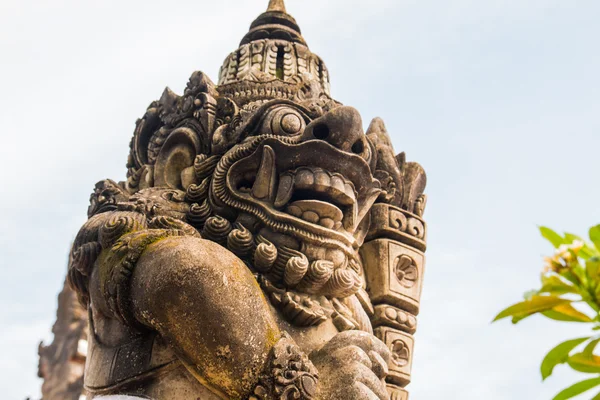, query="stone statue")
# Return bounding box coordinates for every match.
[66,1,427,399]
[38,279,87,400]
